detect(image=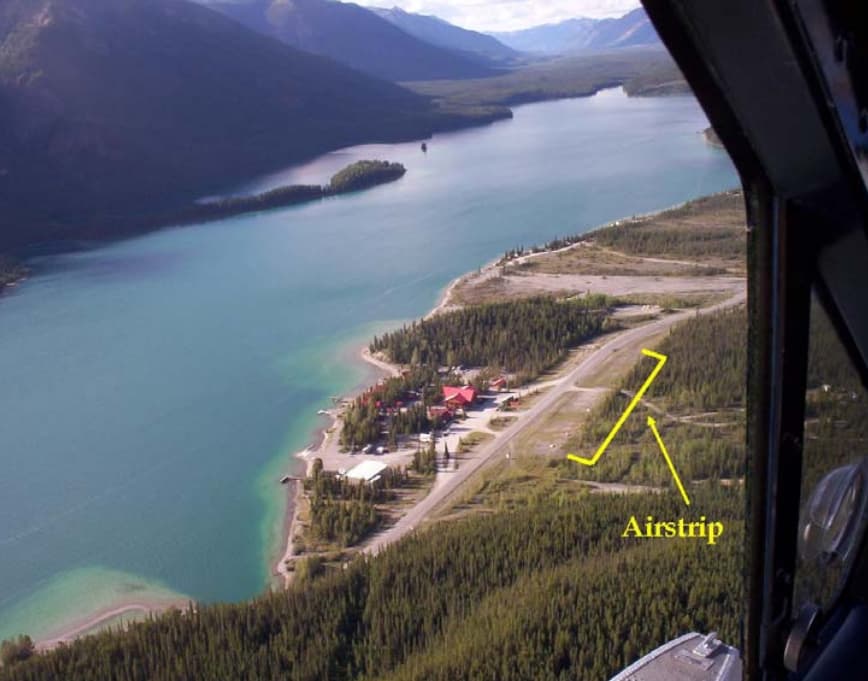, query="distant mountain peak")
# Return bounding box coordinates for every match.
[371,4,519,64]
[491,8,660,55]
